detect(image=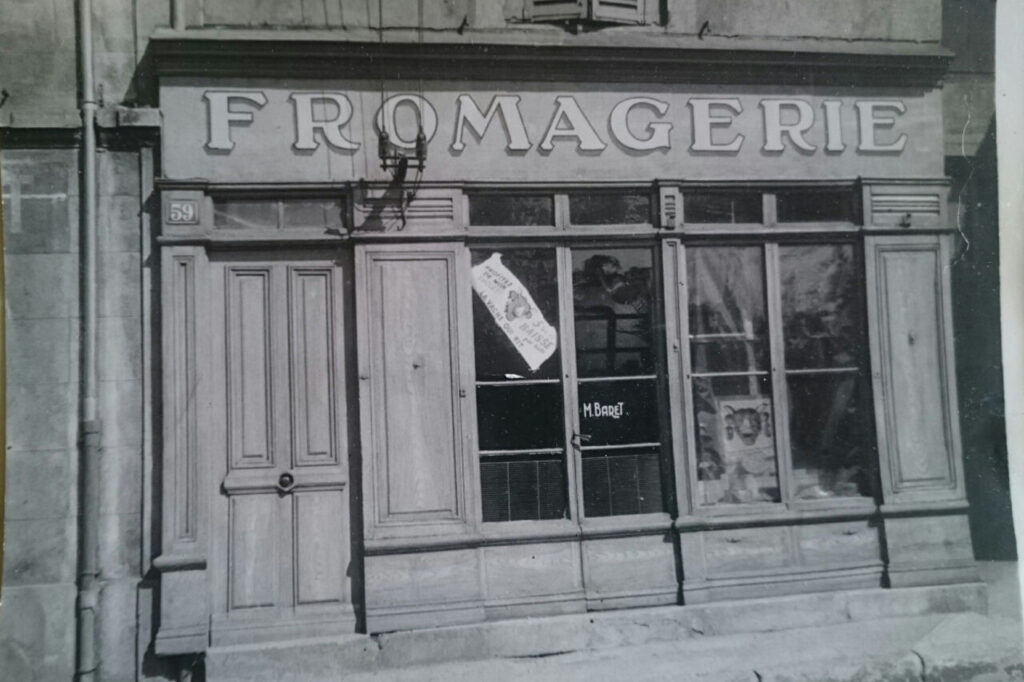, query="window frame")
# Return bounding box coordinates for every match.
[675,232,878,519]
[467,234,676,534]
